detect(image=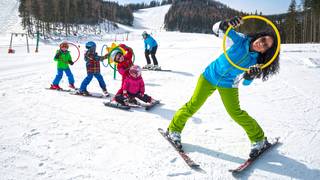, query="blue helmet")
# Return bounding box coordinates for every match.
[85,41,96,50]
